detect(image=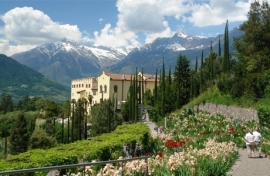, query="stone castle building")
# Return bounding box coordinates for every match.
[71,71,158,114]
